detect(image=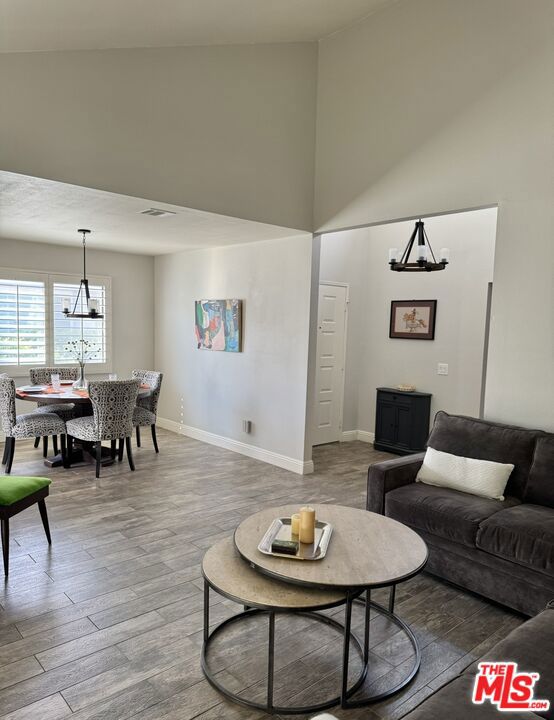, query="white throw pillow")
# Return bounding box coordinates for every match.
[416,446,514,501]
